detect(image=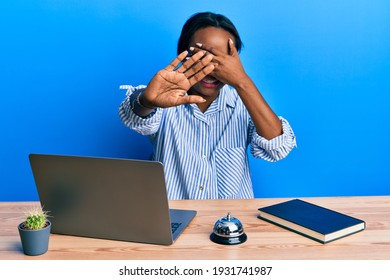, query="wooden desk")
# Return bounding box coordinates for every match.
[1,196,389,260]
